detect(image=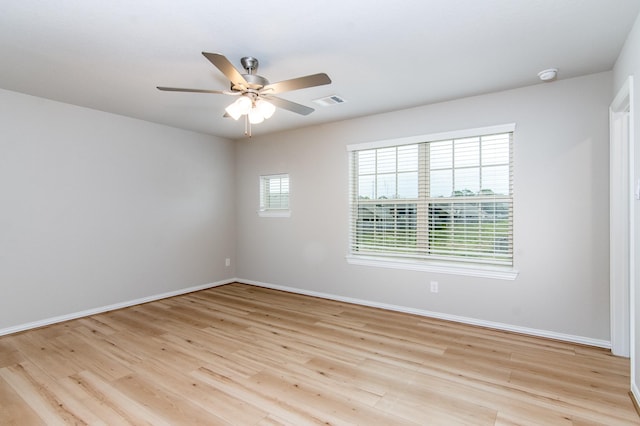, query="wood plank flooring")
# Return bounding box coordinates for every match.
[0,283,637,425]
